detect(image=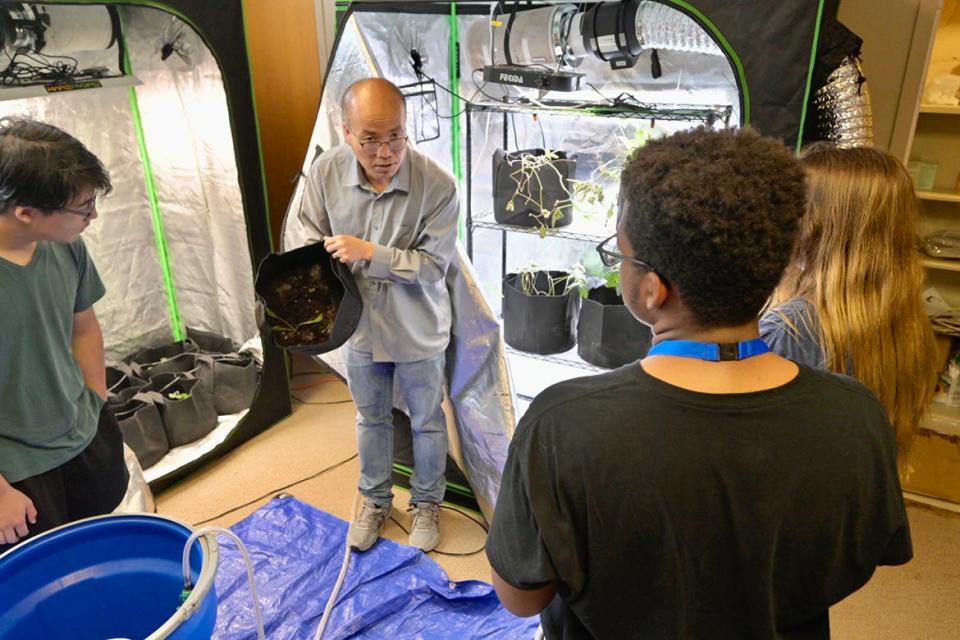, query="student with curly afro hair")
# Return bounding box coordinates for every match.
[487,127,912,640]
